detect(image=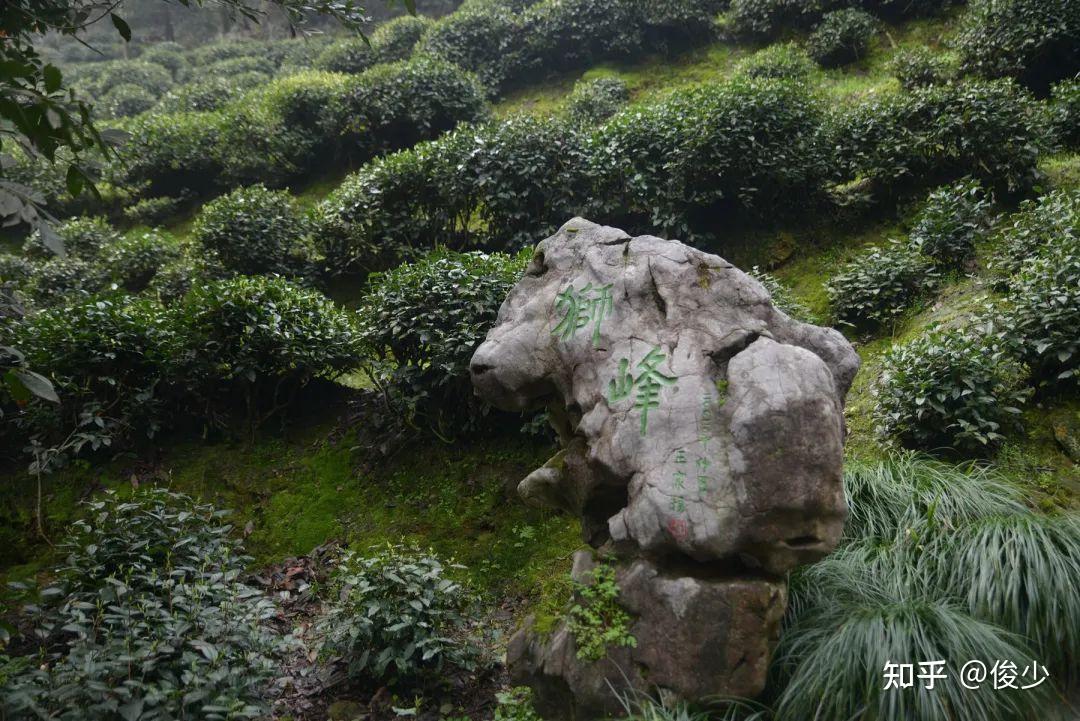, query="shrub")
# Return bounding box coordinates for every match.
[826,240,938,327]
[356,249,528,438]
[314,37,377,74]
[993,188,1079,276]
[147,251,229,306]
[467,116,591,248]
[0,255,34,284]
[79,59,173,98]
[168,276,363,429]
[22,216,119,261]
[0,489,285,721]
[26,257,111,305]
[187,39,267,67]
[318,545,480,684]
[99,229,182,292]
[419,4,524,90]
[138,42,189,80]
[192,184,311,276]
[873,326,1031,451]
[636,0,723,51]
[590,77,830,237]
[370,15,434,62]
[155,74,269,113]
[117,110,230,199]
[999,234,1080,383]
[888,46,954,89]
[909,178,994,268]
[518,0,643,78]
[735,42,815,79]
[97,82,157,118]
[122,194,191,225]
[204,55,276,77]
[565,76,630,125]
[806,8,876,67]
[14,297,171,445]
[832,79,1051,198]
[955,0,1080,93]
[727,0,828,38]
[1050,78,1080,148]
